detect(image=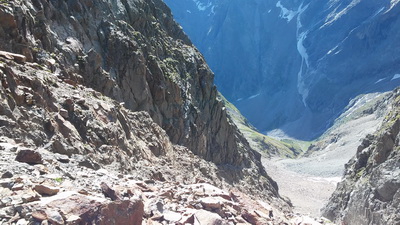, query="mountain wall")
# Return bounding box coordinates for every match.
[165,0,400,139]
[0,0,253,167]
[322,88,400,225]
